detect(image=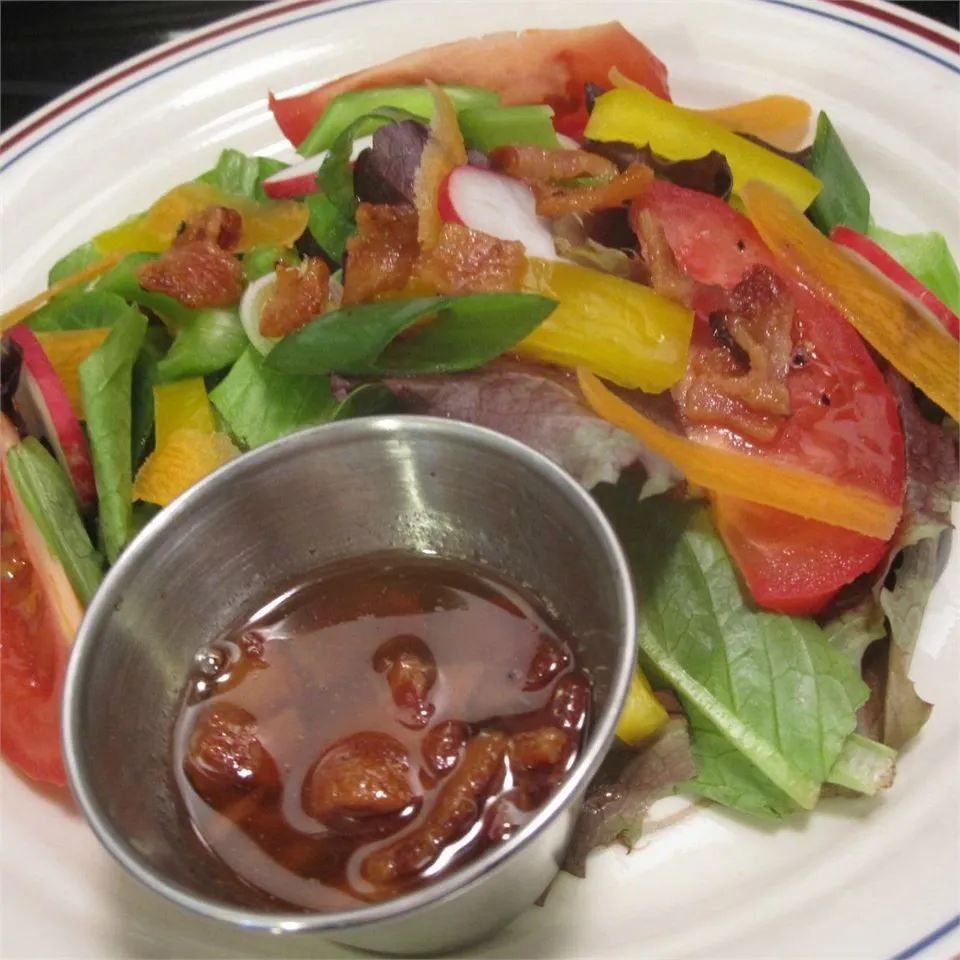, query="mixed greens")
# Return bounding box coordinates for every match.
[1,23,957,881]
